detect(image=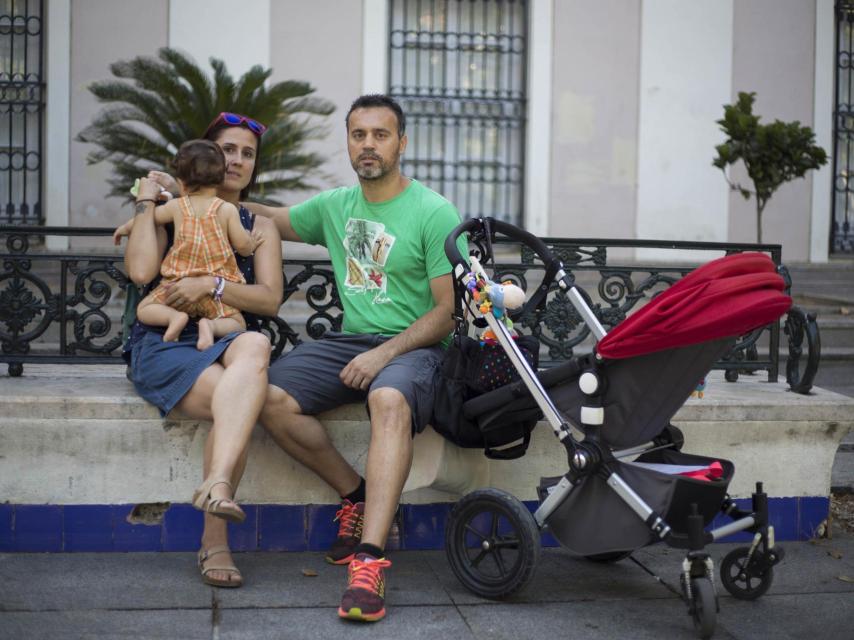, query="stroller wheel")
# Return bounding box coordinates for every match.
[687,576,717,640]
[444,488,541,599]
[720,546,774,600]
